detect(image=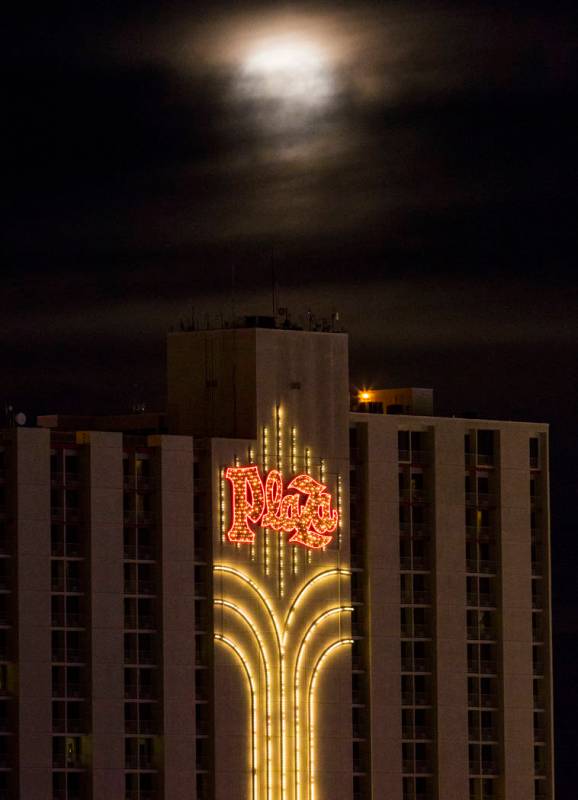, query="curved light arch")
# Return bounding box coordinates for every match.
[283,568,351,643]
[214,565,286,799]
[293,607,353,800]
[215,634,260,800]
[214,565,282,650]
[215,599,274,800]
[307,639,354,800]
